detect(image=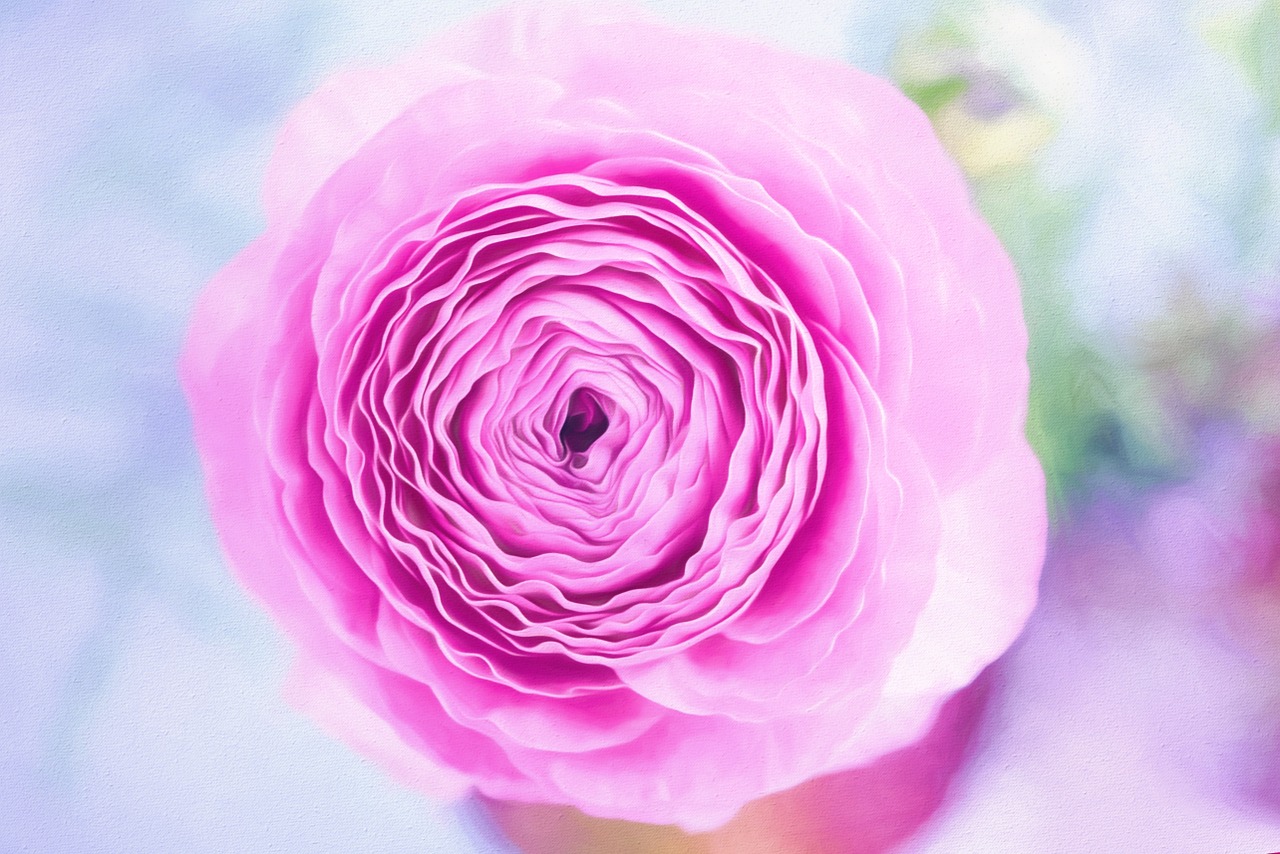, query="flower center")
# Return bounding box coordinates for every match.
[559,387,609,454]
